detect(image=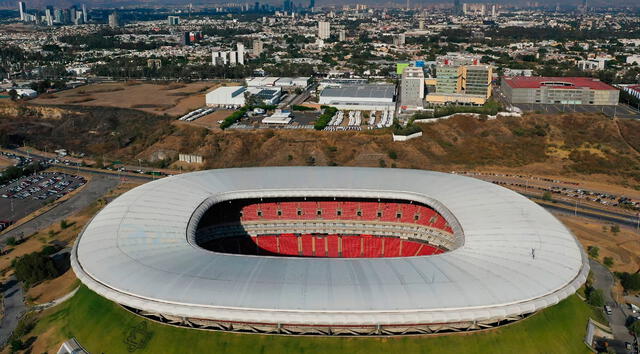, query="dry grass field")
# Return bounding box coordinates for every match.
[0,155,15,168]
[32,81,232,117]
[559,215,640,274]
